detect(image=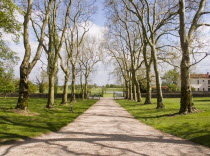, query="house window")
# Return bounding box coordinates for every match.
[203,80,205,82]
[197,80,199,84]
[203,88,205,91]
[208,88,210,92]
[198,88,199,91]
[208,80,210,84]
